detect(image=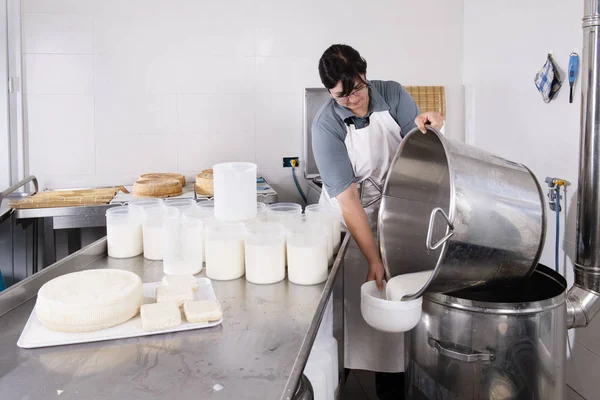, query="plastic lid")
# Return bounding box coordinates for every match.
[266,202,303,214]
[106,205,130,217]
[163,198,196,210]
